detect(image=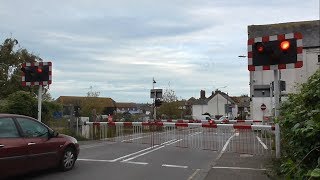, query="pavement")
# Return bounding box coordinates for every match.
[13,128,273,180]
